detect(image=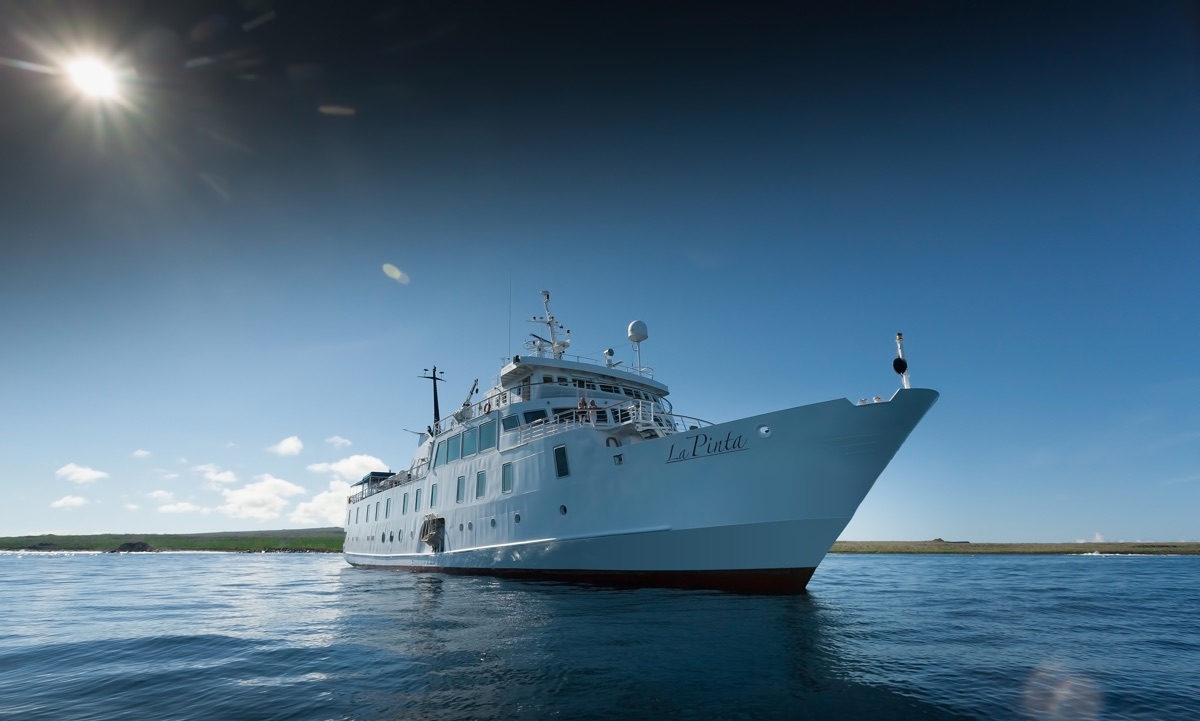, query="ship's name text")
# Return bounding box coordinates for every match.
[666,432,747,463]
